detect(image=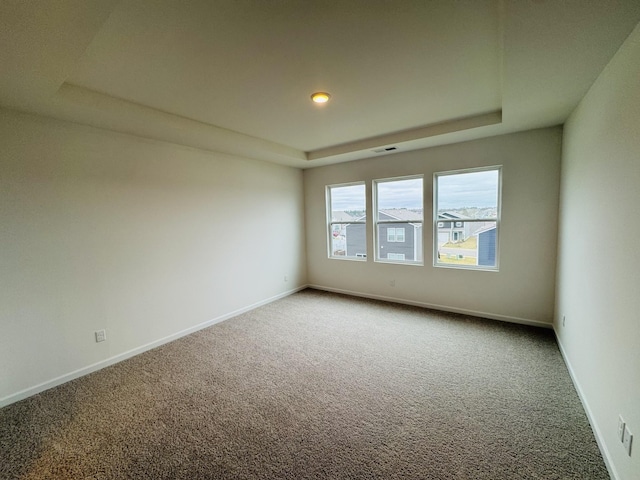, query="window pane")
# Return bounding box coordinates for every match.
[328,183,366,259]
[435,168,500,269]
[437,170,498,219]
[330,224,347,256]
[377,178,423,221]
[374,177,423,263]
[387,228,395,242]
[331,223,367,258]
[330,184,366,222]
[436,221,497,267]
